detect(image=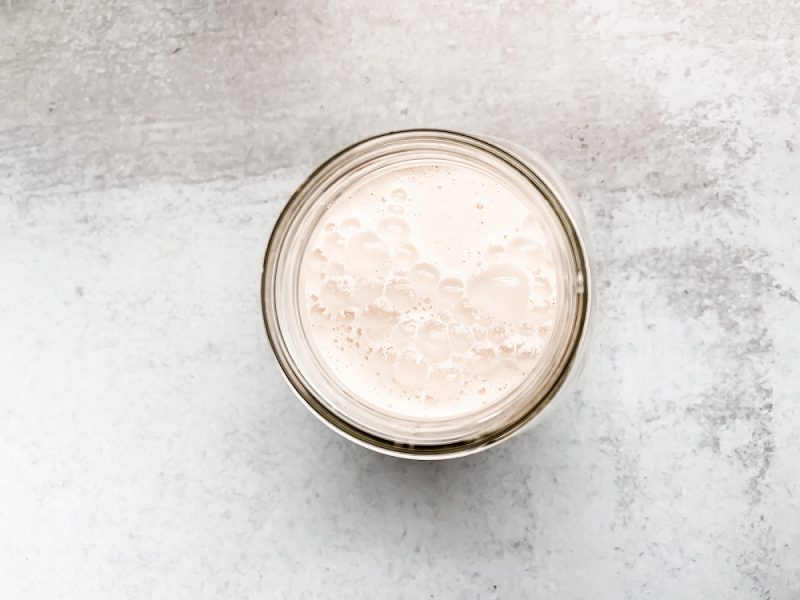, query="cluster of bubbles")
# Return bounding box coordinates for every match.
[305,188,557,400]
